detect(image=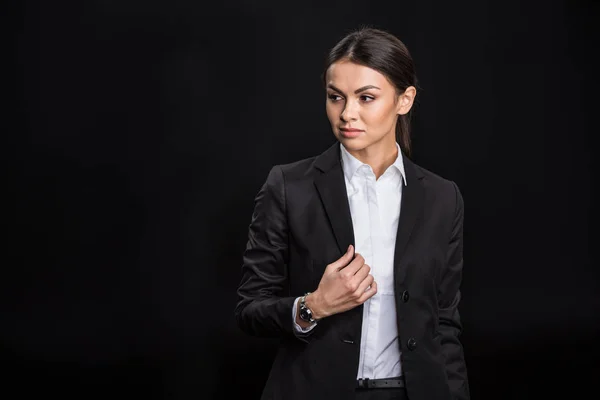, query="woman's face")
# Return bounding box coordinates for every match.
[325,60,415,153]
